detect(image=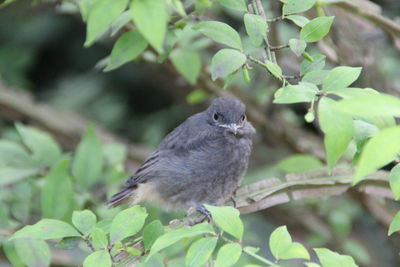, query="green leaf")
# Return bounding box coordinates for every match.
[187,89,207,104]
[286,15,310,27]
[265,60,283,80]
[244,14,267,47]
[274,82,318,104]
[0,167,41,186]
[143,220,164,251]
[3,240,25,267]
[91,227,108,249]
[148,222,214,259]
[72,124,103,188]
[322,66,362,92]
[289,38,306,57]
[55,237,81,249]
[390,164,400,200]
[300,54,326,75]
[186,237,217,267]
[72,210,97,235]
[217,0,246,11]
[354,126,400,184]
[84,0,129,46]
[104,30,148,71]
[41,160,73,220]
[319,98,353,170]
[334,93,400,118]
[302,70,329,85]
[110,11,131,36]
[277,154,323,173]
[314,248,358,267]
[211,49,246,81]
[0,140,34,167]
[77,0,96,21]
[170,48,201,85]
[11,219,80,240]
[15,123,61,166]
[83,250,112,267]
[269,226,310,260]
[342,239,370,265]
[103,142,127,167]
[131,0,168,53]
[215,243,242,267]
[300,16,334,42]
[283,0,316,15]
[195,21,242,49]
[204,205,243,240]
[14,238,51,267]
[388,211,400,236]
[109,205,148,243]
